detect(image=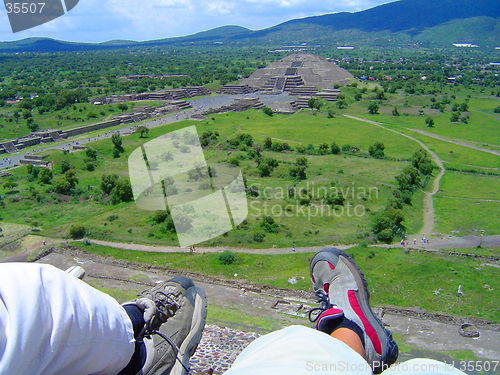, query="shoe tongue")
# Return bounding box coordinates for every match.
[316,307,344,334]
